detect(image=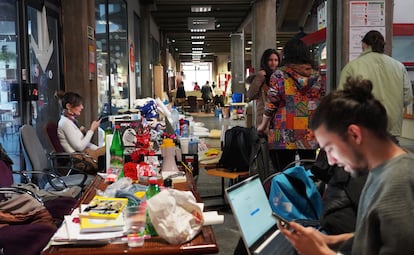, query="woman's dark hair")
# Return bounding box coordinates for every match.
[361,30,385,53]
[260,48,280,85]
[310,77,388,140]
[281,38,315,68]
[56,91,83,109]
